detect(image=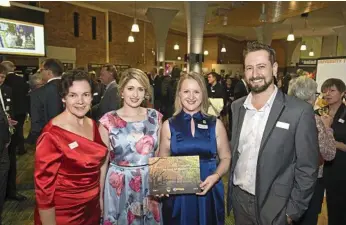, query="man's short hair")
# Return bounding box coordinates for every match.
[102,64,118,80]
[0,64,8,75]
[243,41,277,65]
[42,58,64,77]
[1,61,15,72]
